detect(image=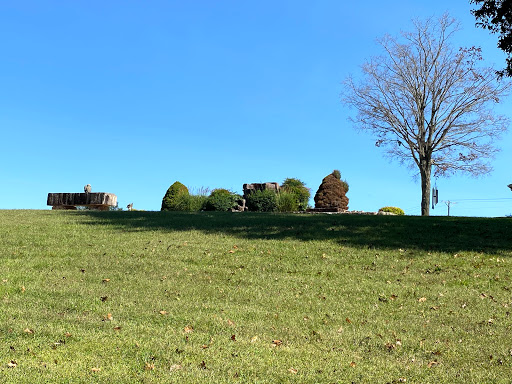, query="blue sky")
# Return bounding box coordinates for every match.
[1,1,511,216]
